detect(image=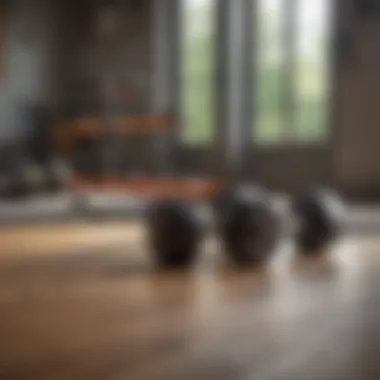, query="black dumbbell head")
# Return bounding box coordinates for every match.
[216,187,281,267]
[146,200,202,269]
[293,187,346,254]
